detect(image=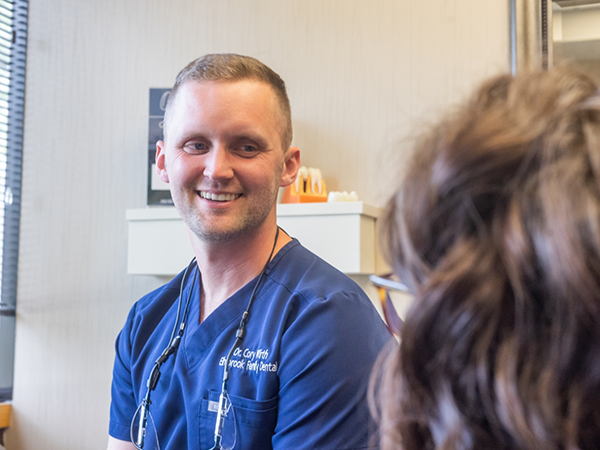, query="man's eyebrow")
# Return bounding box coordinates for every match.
[172,131,206,146]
